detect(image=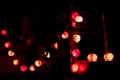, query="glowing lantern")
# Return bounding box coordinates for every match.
[13,59,19,66]
[8,50,14,57]
[46,52,50,58]
[61,31,69,39]
[72,12,79,20]
[35,59,42,67]
[104,52,114,61]
[29,65,35,71]
[75,15,83,22]
[71,63,79,73]
[73,34,81,43]
[71,48,80,58]
[53,42,58,49]
[71,12,83,23]
[77,63,87,74]
[87,53,98,62]
[4,41,11,48]
[20,65,27,72]
[71,60,88,74]
[1,29,7,36]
